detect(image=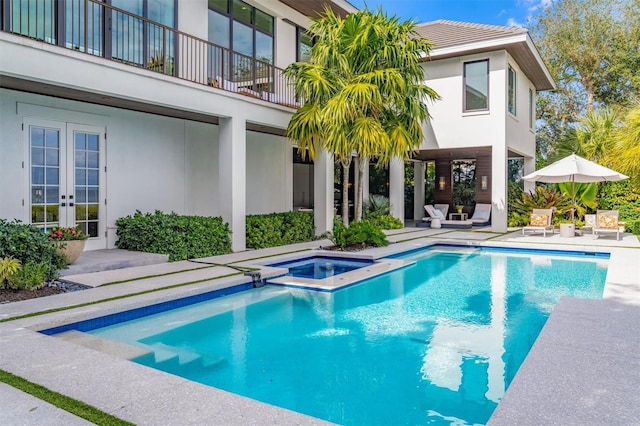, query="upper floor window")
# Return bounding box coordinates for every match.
[297,28,313,62]
[529,88,534,128]
[208,0,274,64]
[463,59,489,112]
[508,65,517,115]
